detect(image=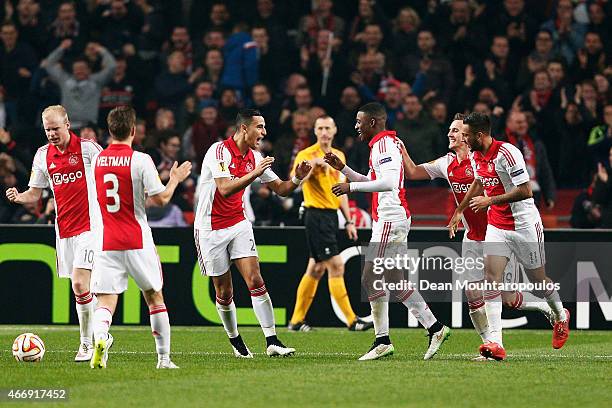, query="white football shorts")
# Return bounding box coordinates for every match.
[483,221,546,270]
[364,217,411,261]
[461,235,520,283]
[56,230,97,278]
[194,219,258,277]
[91,246,163,294]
